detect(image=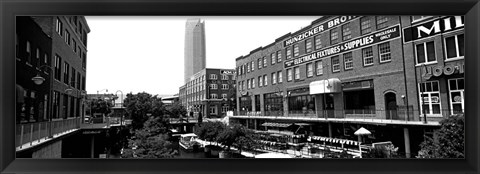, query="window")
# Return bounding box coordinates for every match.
[360,17,372,34]
[272,73,277,84]
[252,78,255,88]
[343,52,353,70]
[26,41,31,64]
[330,29,339,44]
[444,34,464,59]
[287,69,293,81]
[360,47,374,66]
[306,39,312,53]
[294,67,300,80]
[342,23,352,40]
[277,71,283,83]
[210,94,218,99]
[416,41,436,64]
[82,53,86,69]
[247,79,251,89]
[277,51,282,62]
[316,60,323,75]
[307,63,313,77]
[65,31,71,45]
[286,47,292,59]
[315,35,322,50]
[222,104,229,113]
[264,75,268,86]
[376,16,388,29]
[73,40,77,53]
[63,62,70,84]
[210,74,217,79]
[55,17,63,36]
[293,44,299,57]
[448,78,464,114]
[271,53,276,65]
[247,63,250,73]
[263,57,267,67]
[44,54,49,72]
[71,68,76,86]
[259,76,263,87]
[419,81,442,115]
[411,16,432,23]
[222,84,229,90]
[258,59,262,69]
[16,33,19,58]
[77,72,81,89]
[209,105,217,115]
[210,84,218,89]
[251,61,255,71]
[36,48,40,67]
[222,94,228,99]
[82,76,85,90]
[378,42,392,62]
[54,55,61,81]
[222,75,228,80]
[332,56,340,72]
